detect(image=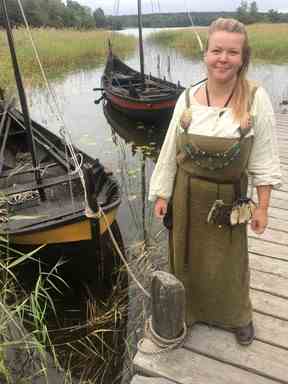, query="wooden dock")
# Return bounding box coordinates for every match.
[132,113,288,384]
